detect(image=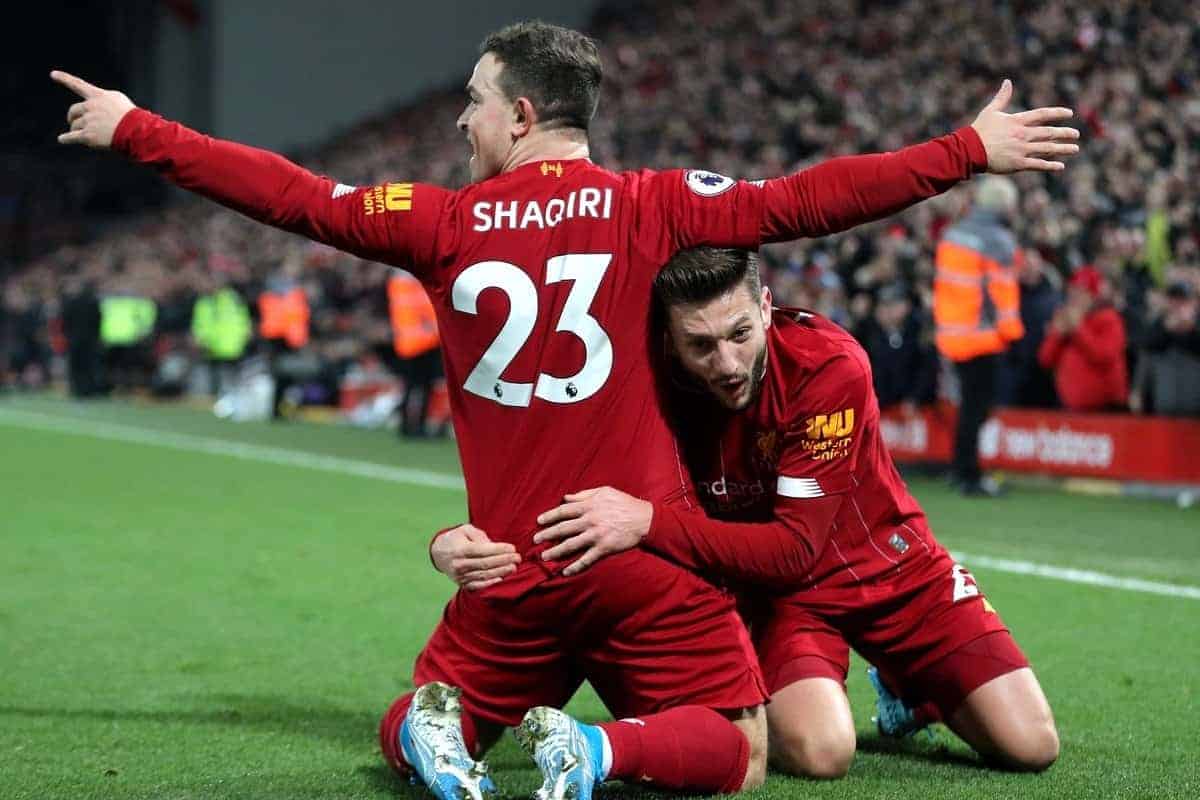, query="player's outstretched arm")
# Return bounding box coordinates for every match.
[51,70,445,268]
[756,80,1079,243]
